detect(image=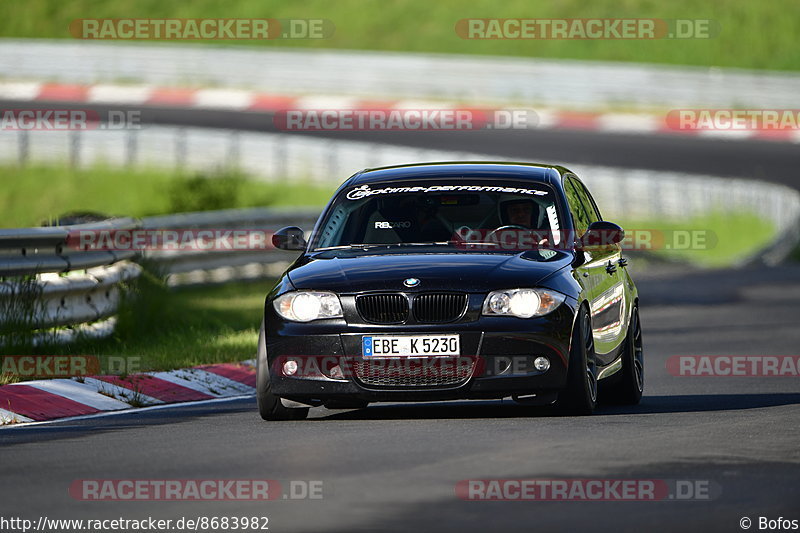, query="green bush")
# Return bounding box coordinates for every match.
[168,173,252,213]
